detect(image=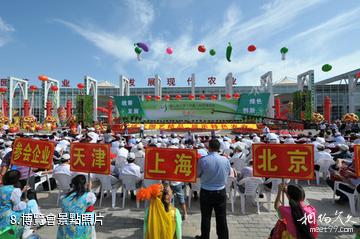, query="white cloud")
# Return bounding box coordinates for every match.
[288,7,360,50]
[0,17,15,32]
[55,19,135,61]
[0,17,14,47]
[124,0,154,34]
